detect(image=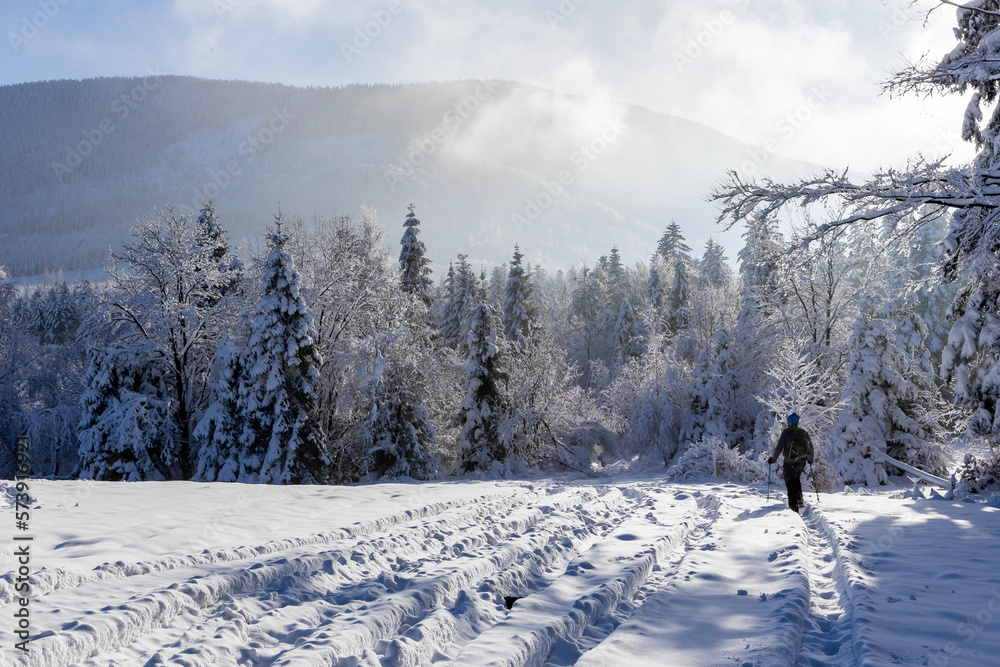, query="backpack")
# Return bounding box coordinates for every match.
[786,426,813,463]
